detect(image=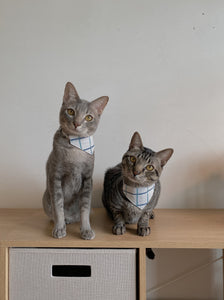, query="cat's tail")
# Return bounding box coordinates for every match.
[146,248,155,259]
[102,168,115,218]
[102,163,123,218]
